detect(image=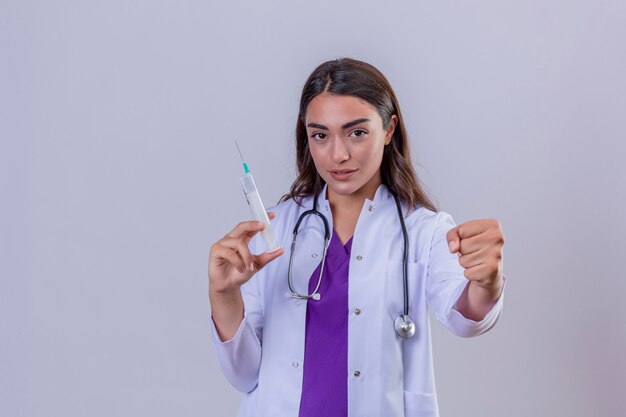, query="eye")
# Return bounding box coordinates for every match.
[311,132,327,140]
[350,129,368,138]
